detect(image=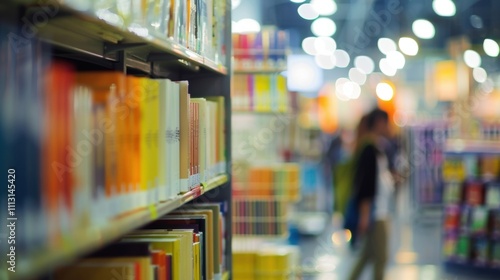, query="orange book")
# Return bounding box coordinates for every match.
[43,62,74,241]
[77,72,126,216]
